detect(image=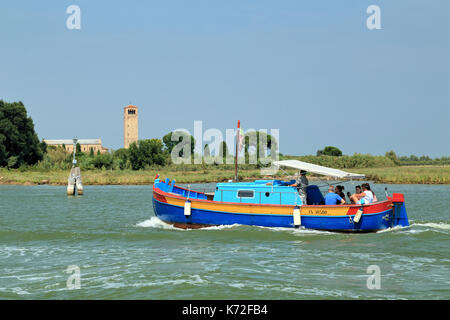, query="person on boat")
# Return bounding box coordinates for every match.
[364,183,377,202]
[289,170,309,205]
[335,185,346,204]
[349,183,374,204]
[325,186,345,205]
[347,185,361,202]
